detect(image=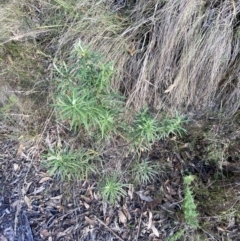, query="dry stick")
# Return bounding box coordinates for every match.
[231,0,236,19]
[136,212,142,241]
[94,216,125,241]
